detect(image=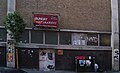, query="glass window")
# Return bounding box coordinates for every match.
[87,33,98,46]
[72,33,87,45]
[0,28,6,42]
[59,32,71,45]
[17,30,29,43]
[100,34,111,46]
[45,31,58,44]
[31,30,43,44]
